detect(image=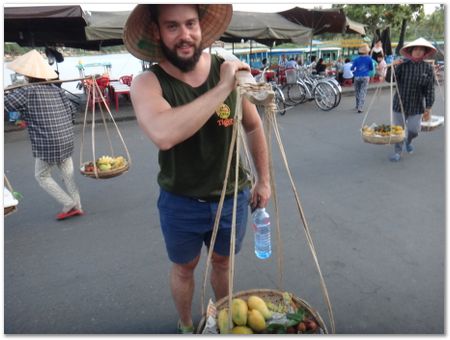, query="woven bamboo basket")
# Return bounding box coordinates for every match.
[362,131,405,145]
[80,160,129,179]
[196,288,328,334]
[4,206,17,217]
[421,115,444,132]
